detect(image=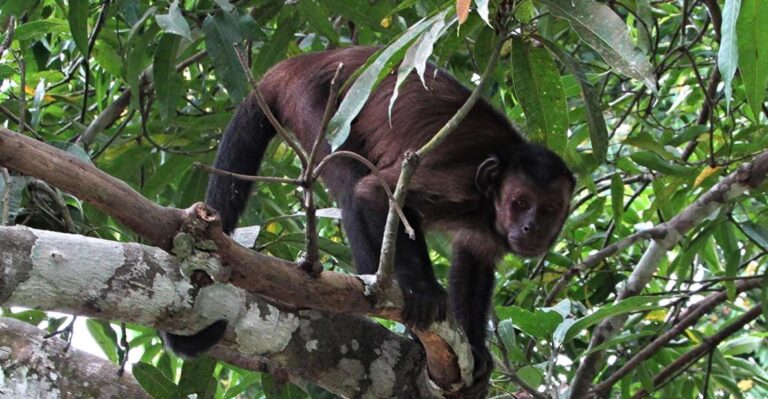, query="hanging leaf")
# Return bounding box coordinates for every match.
[538,0,657,93]
[156,0,193,41]
[611,173,624,222]
[67,0,89,55]
[540,37,608,163]
[328,9,451,150]
[510,36,568,155]
[202,13,249,104]
[719,0,742,110]
[133,362,179,399]
[389,9,453,118]
[474,0,490,26]
[178,357,218,399]
[735,0,768,120]
[153,34,183,121]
